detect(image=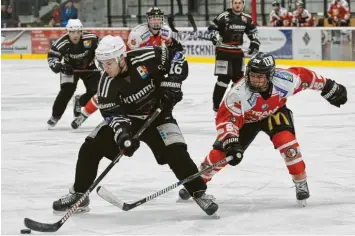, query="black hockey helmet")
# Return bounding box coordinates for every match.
[272,0,280,7]
[245,52,275,92]
[146,7,164,30]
